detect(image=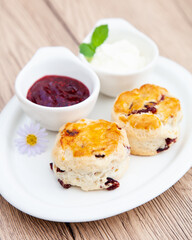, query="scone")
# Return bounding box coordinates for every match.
[112,84,182,156]
[52,119,130,191]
